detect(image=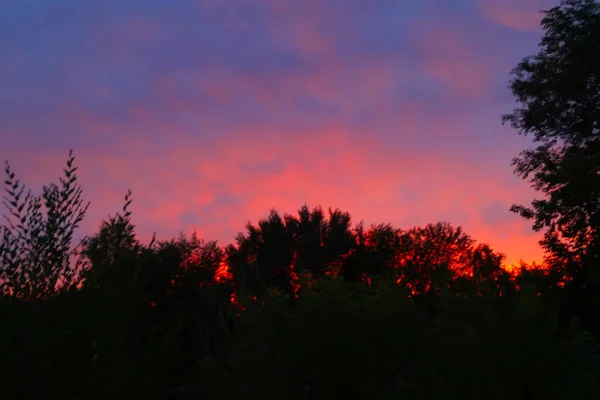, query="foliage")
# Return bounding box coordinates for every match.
[0,149,89,299]
[503,0,600,276]
[199,275,600,400]
[504,0,600,337]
